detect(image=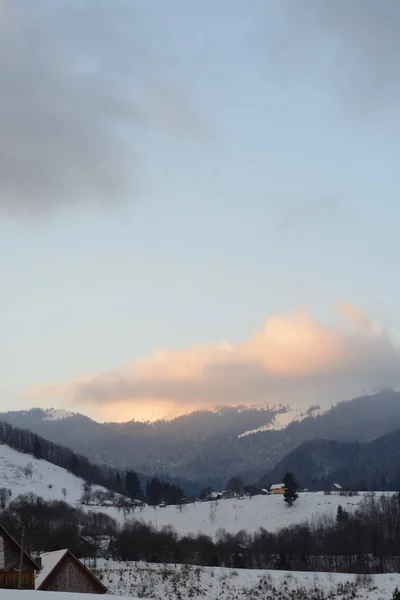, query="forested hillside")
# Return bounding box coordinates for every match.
[263,429,400,490]
[3,391,400,483]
